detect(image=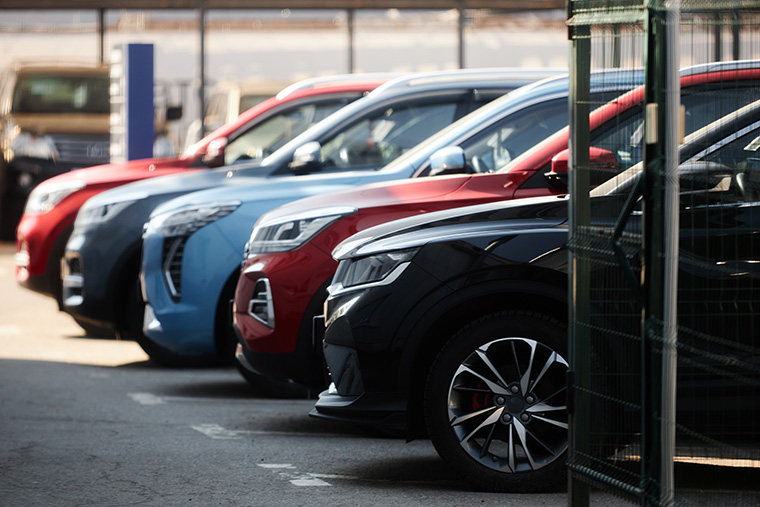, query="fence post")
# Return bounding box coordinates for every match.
[641,1,679,504]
